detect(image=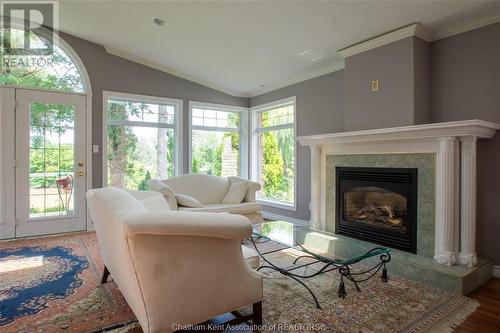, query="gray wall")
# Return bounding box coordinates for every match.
[344,37,415,130]
[430,22,500,265]
[250,22,500,264]
[61,32,248,187]
[344,37,430,130]
[249,71,345,221]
